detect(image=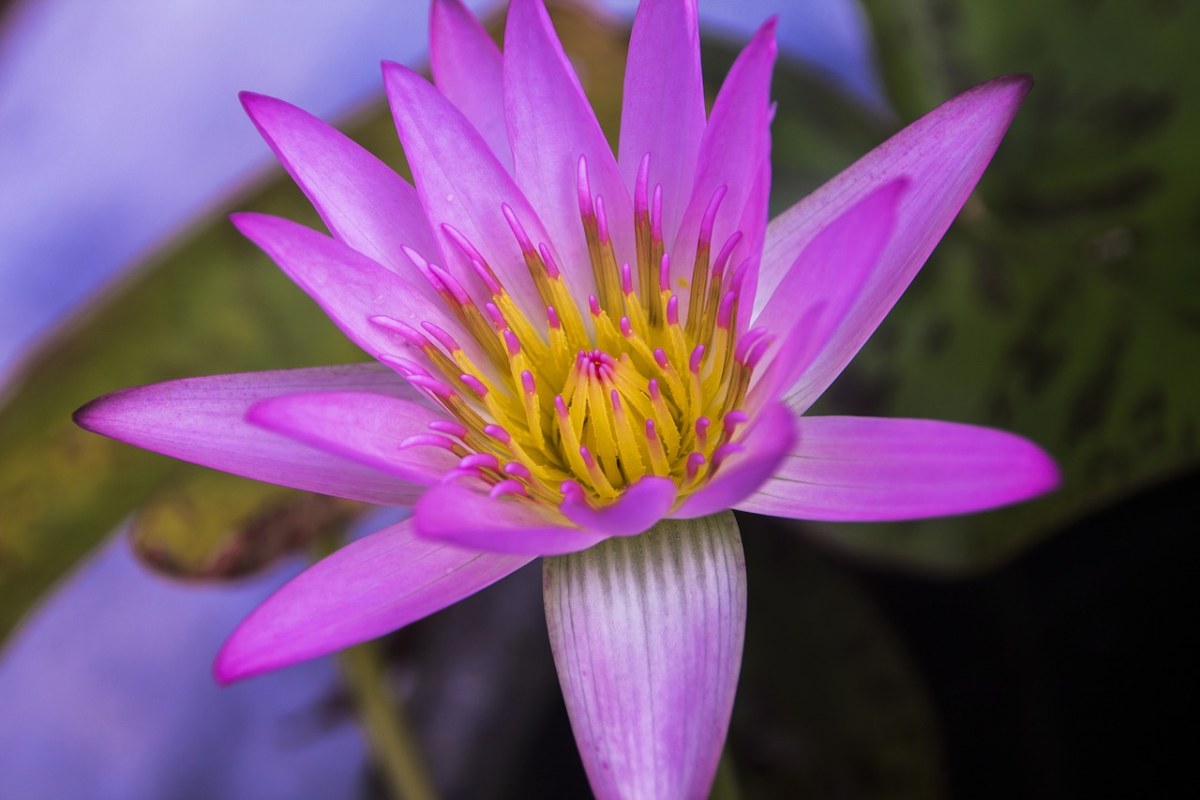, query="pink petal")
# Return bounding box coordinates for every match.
[239,92,442,303]
[618,0,705,245]
[544,513,746,800]
[430,0,512,170]
[757,75,1033,413]
[215,518,532,682]
[503,0,633,307]
[559,476,677,535]
[673,402,796,518]
[231,212,488,371]
[670,19,776,314]
[736,416,1060,521]
[381,61,548,318]
[73,365,426,506]
[247,391,458,485]
[414,482,607,556]
[750,178,906,406]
